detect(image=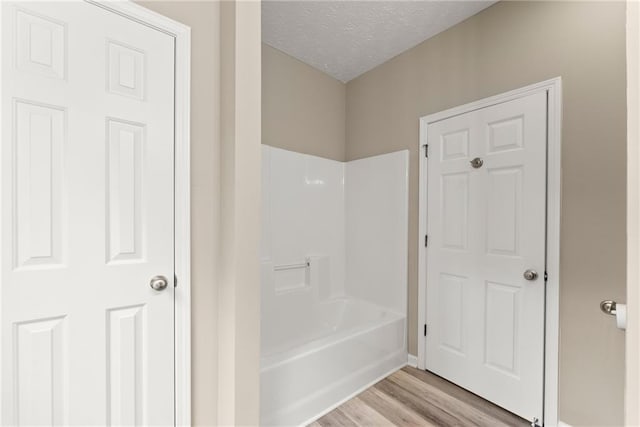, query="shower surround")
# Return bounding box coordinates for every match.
[260,146,409,426]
